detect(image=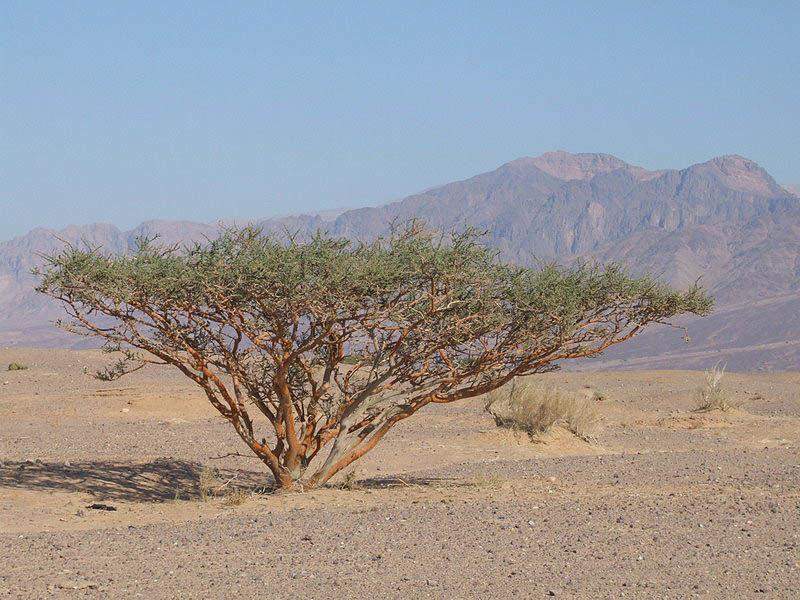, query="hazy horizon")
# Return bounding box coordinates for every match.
[2,2,799,239]
[2,149,797,242]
